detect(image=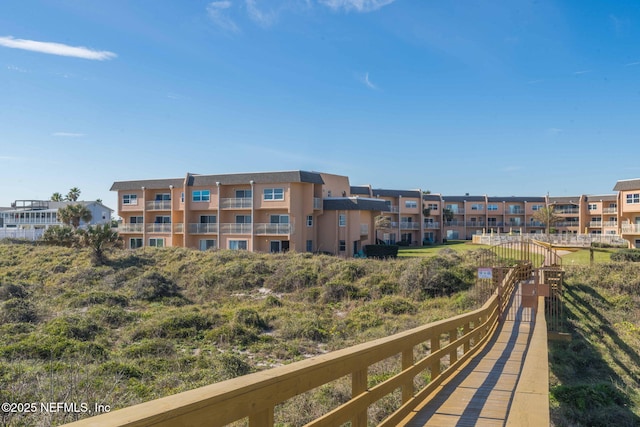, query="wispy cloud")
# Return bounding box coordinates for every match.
[246,0,278,27]
[625,61,640,67]
[503,165,521,172]
[0,36,116,60]
[546,128,563,136]
[7,64,28,73]
[53,132,85,138]
[207,1,240,33]
[319,0,396,13]
[359,72,378,90]
[573,70,592,75]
